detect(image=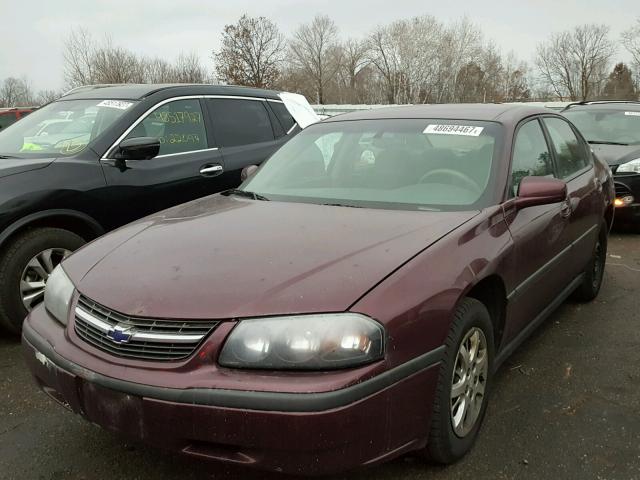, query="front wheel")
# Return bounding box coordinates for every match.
[424,297,494,464]
[0,228,85,334]
[572,223,607,302]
